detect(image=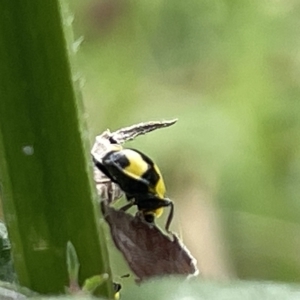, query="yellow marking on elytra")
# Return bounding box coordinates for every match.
[122,149,148,180]
[153,165,166,198]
